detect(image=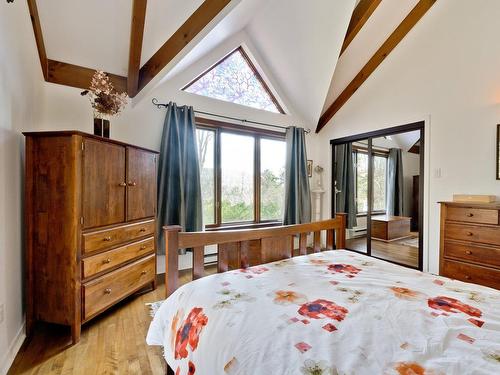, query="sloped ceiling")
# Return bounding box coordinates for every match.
[38,0,133,76]
[247,0,356,126]
[322,0,419,114]
[36,0,356,126]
